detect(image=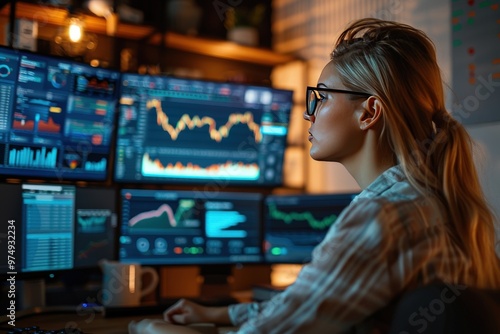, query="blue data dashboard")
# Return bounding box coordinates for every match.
[119,188,263,265]
[0,47,120,181]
